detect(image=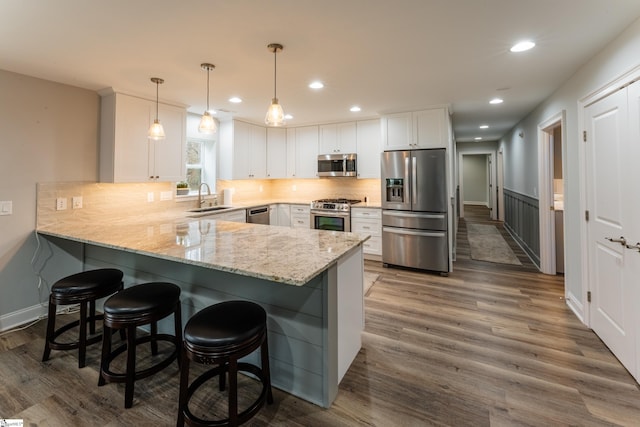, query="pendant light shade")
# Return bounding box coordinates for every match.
[198,63,217,134]
[148,77,166,140]
[265,43,285,127]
